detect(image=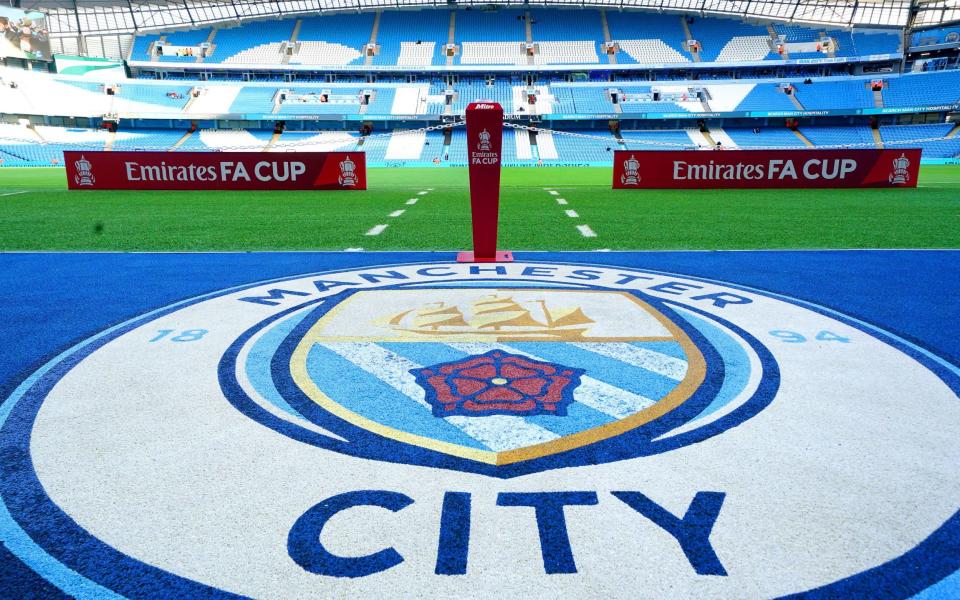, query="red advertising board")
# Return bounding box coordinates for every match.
[612,148,921,189]
[64,151,366,190]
